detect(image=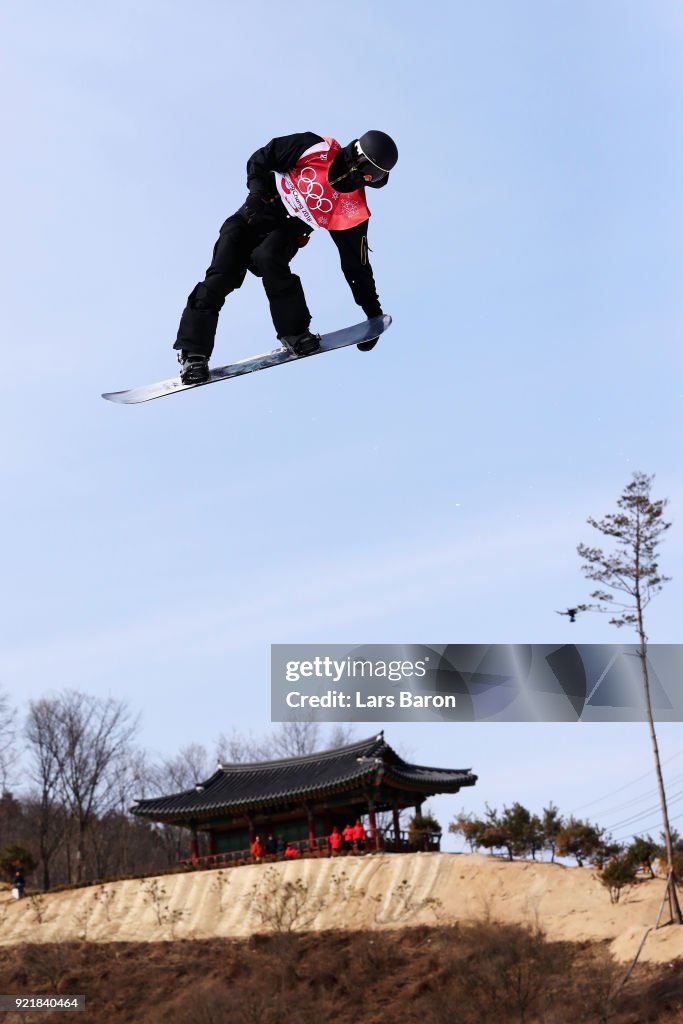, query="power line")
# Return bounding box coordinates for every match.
[587,772,683,822]
[570,747,683,815]
[613,809,683,845]
[601,788,683,834]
